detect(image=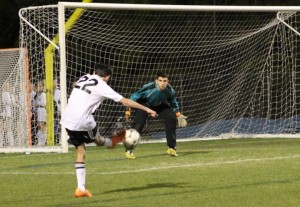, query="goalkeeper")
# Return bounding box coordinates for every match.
[125,71,187,159]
